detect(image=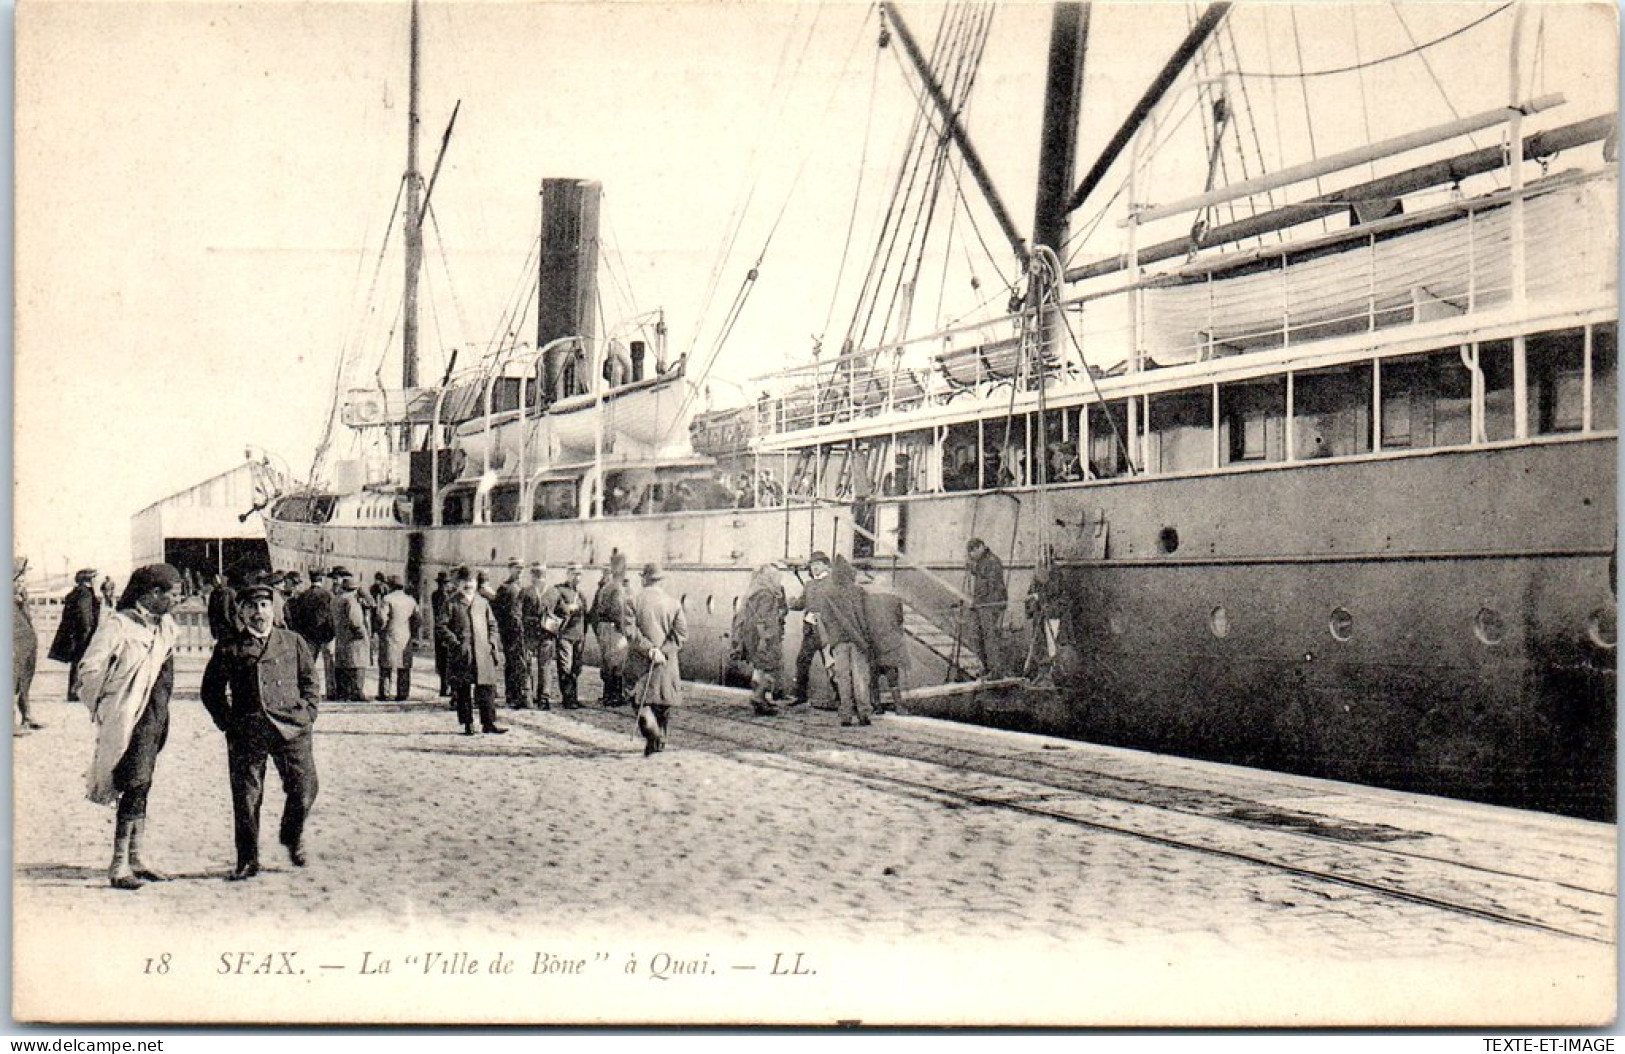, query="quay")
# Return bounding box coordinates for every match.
[10,654,1616,1027]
